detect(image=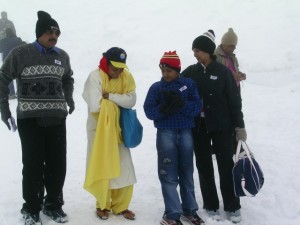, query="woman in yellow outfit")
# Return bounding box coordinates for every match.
[82,47,137,220]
